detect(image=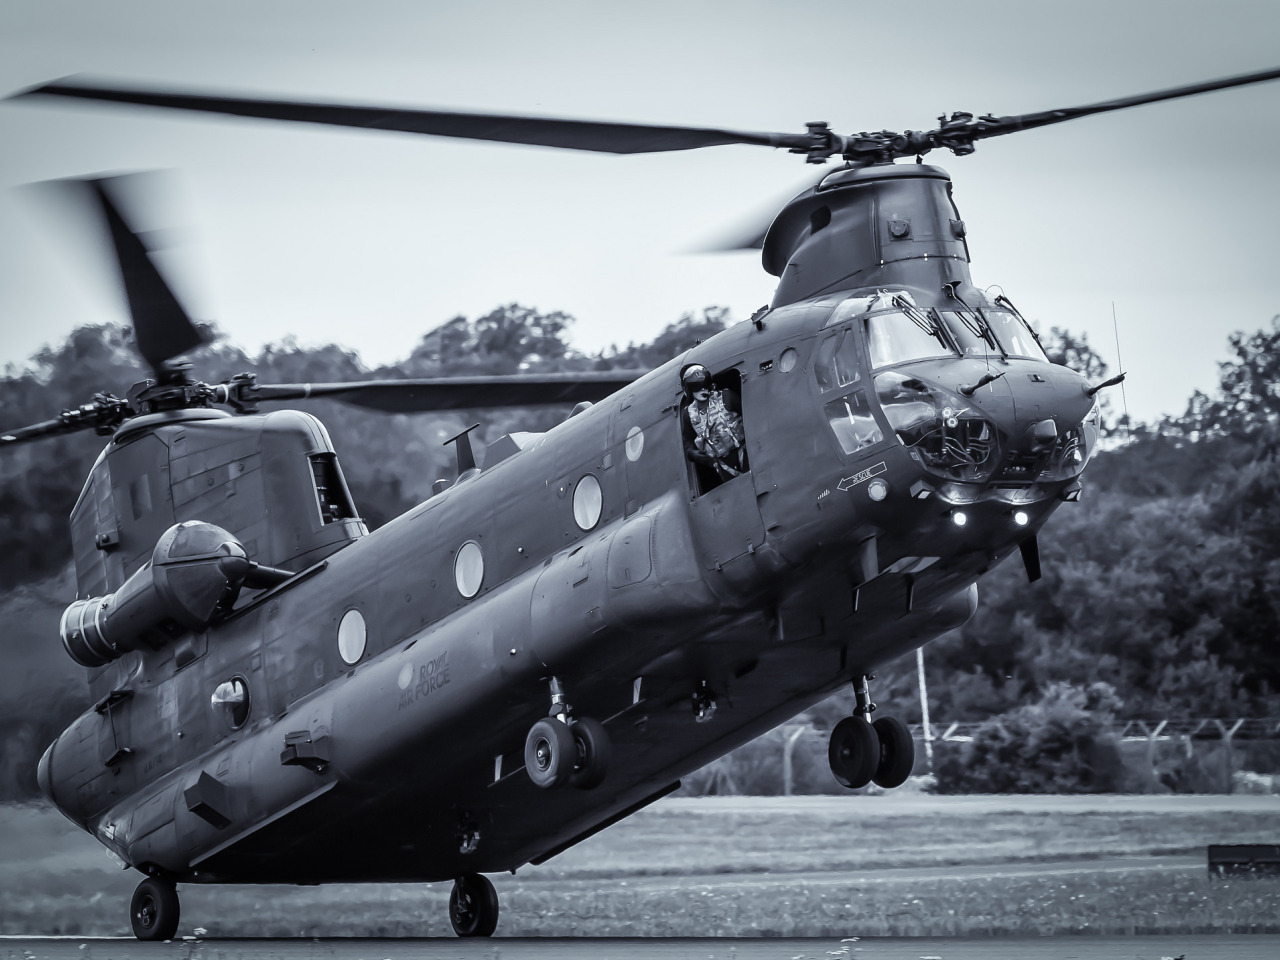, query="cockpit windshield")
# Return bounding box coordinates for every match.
[940,307,1048,362]
[941,310,1001,359]
[984,309,1048,361]
[865,298,957,368]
